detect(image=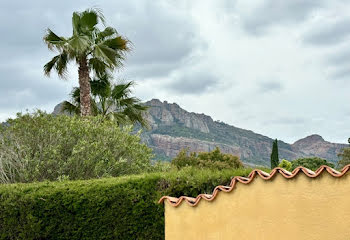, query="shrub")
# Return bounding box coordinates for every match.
[290,157,334,171]
[0,167,257,240]
[278,159,292,171]
[338,147,350,168]
[171,147,243,170]
[0,111,153,183]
